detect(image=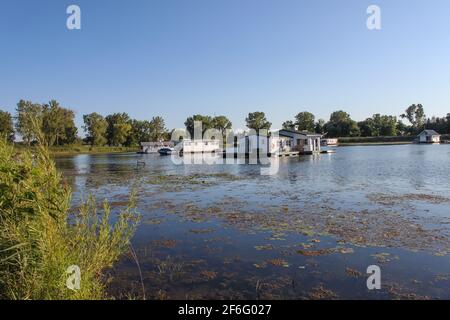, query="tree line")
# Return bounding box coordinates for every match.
[1,101,449,144]
[0,100,169,147]
[280,104,450,137]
